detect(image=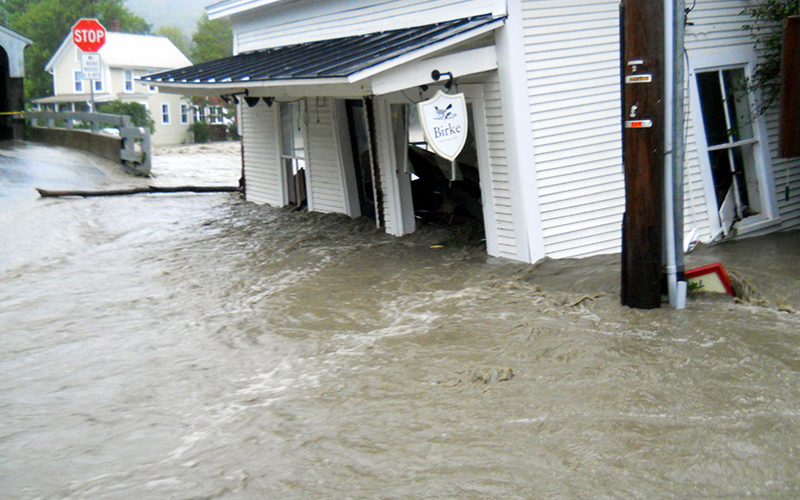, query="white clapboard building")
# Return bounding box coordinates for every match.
[143,0,800,263]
